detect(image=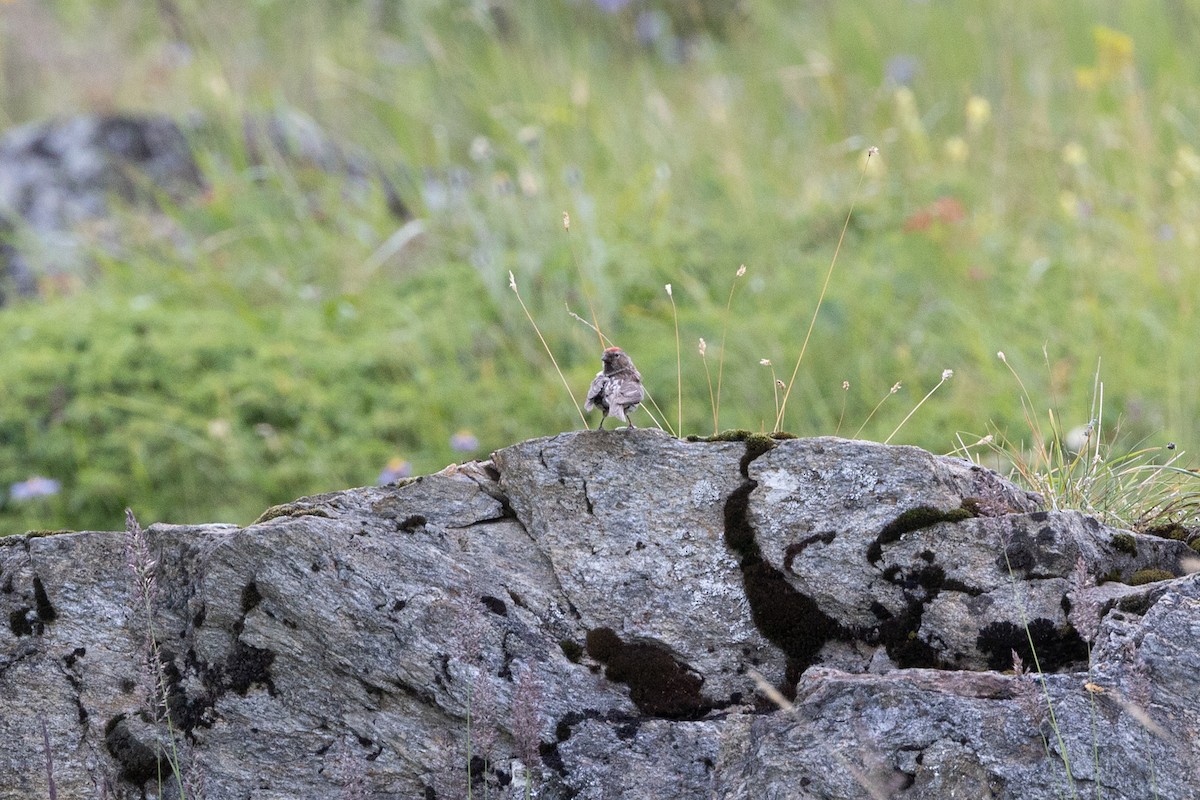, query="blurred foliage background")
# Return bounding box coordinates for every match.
[2,0,1200,532]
